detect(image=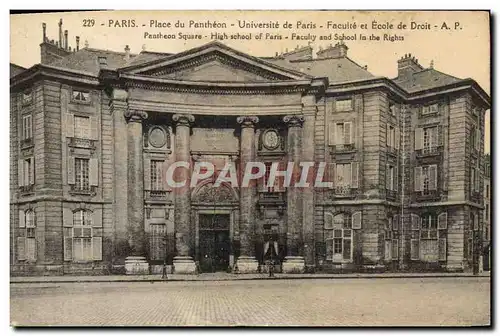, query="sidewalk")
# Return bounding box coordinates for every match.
[10,271,490,284]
